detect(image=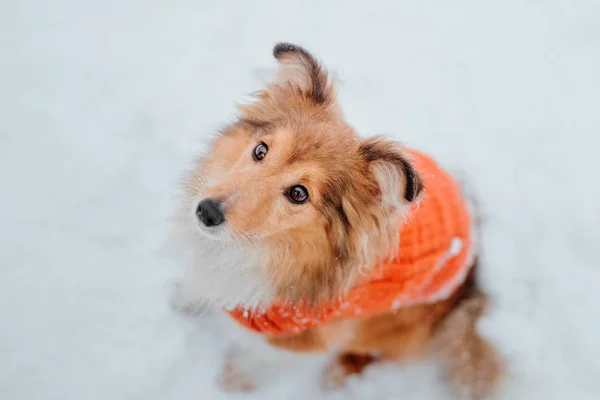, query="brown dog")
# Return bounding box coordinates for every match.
[172,43,503,399]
